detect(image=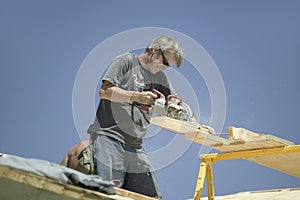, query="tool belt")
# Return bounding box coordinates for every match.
[76,143,94,174]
